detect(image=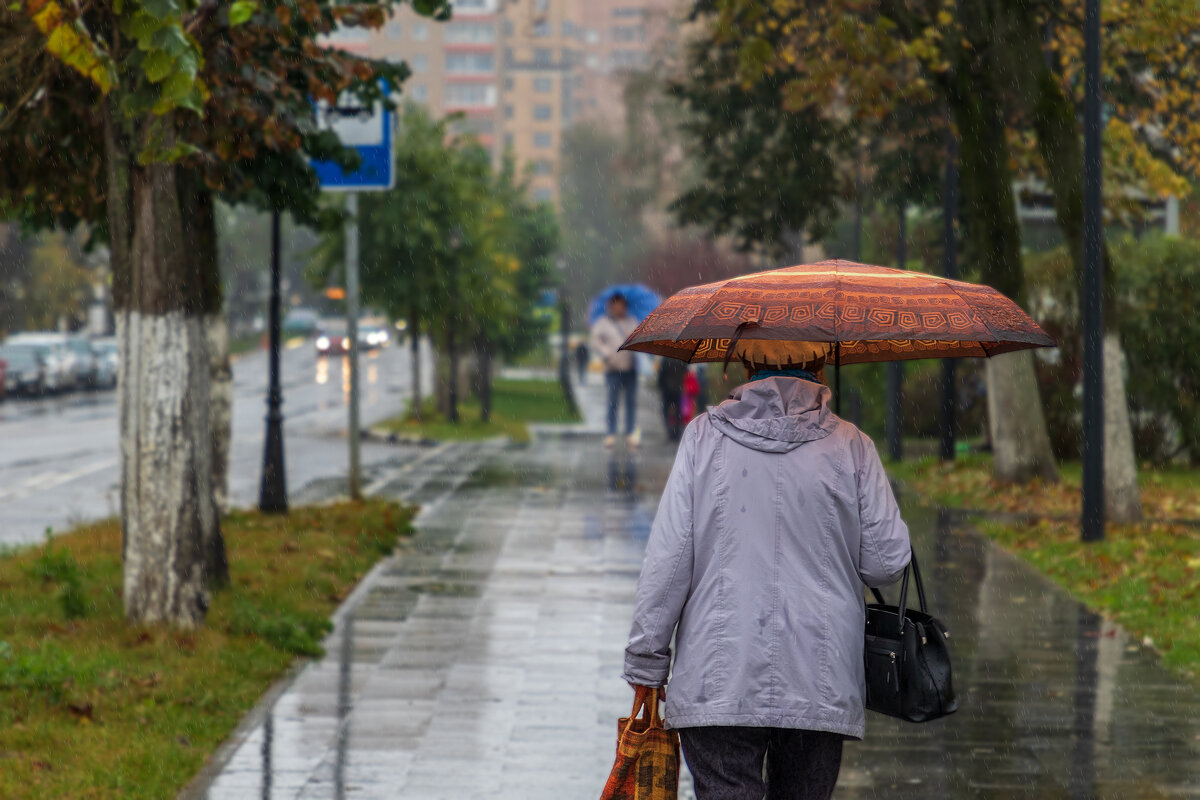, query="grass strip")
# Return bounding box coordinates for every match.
[0,500,414,799]
[380,377,579,444]
[889,454,1200,682]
